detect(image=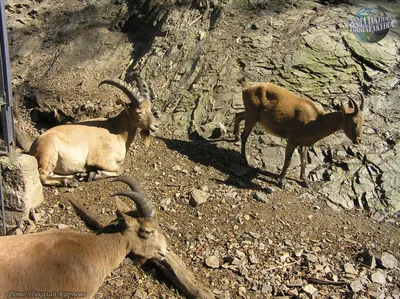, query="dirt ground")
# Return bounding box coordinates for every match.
[4,0,400,298]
